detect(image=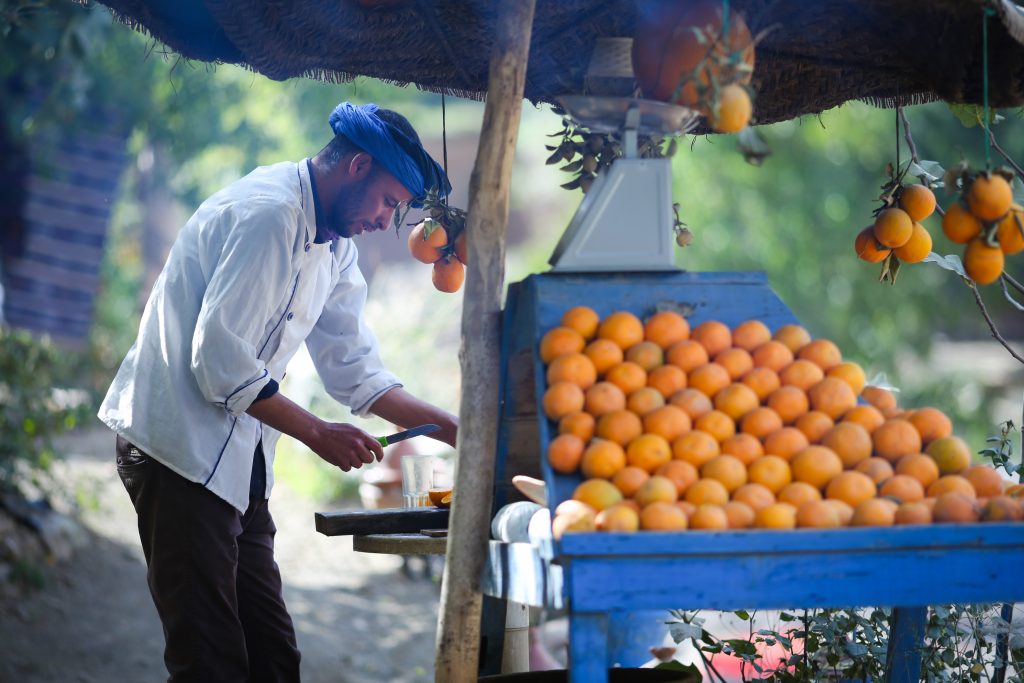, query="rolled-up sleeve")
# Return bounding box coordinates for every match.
[305,246,401,416]
[191,199,297,415]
